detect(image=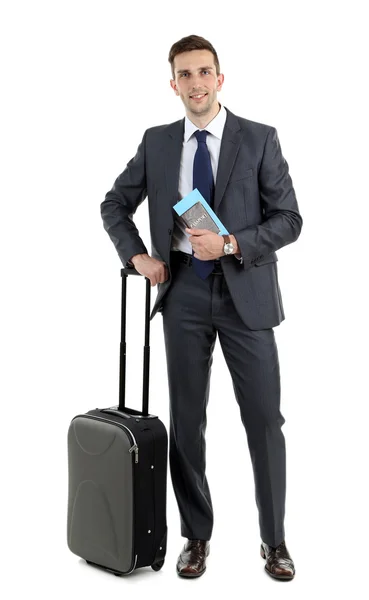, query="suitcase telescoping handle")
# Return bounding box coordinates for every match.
[118,266,151,417]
